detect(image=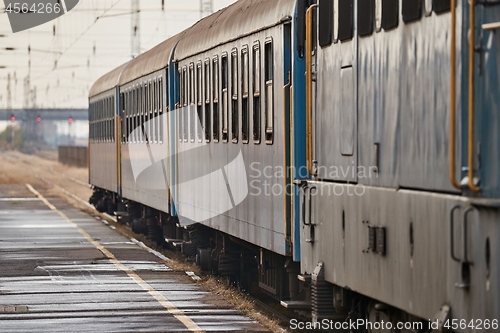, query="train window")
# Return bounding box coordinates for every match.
[252,42,261,144]
[382,0,399,30]
[319,0,333,47]
[189,63,195,142]
[333,0,339,42]
[133,87,137,143]
[106,98,109,142]
[130,89,134,143]
[141,83,145,143]
[433,0,450,14]
[149,80,154,143]
[103,99,106,142]
[120,93,124,143]
[112,96,115,143]
[106,98,108,142]
[94,101,97,142]
[375,0,382,32]
[424,0,432,16]
[221,53,228,142]
[204,59,211,142]
[158,77,163,143]
[140,84,144,143]
[358,0,374,36]
[231,49,238,143]
[130,89,133,143]
[338,0,353,41]
[241,46,249,144]
[183,67,188,142]
[197,62,203,142]
[264,39,273,144]
[153,80,157,143]
[402,0,421,23]
[146,82,150,143]
[179,69,183,142]
[123,92,127,143]
[213,56,220,142]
